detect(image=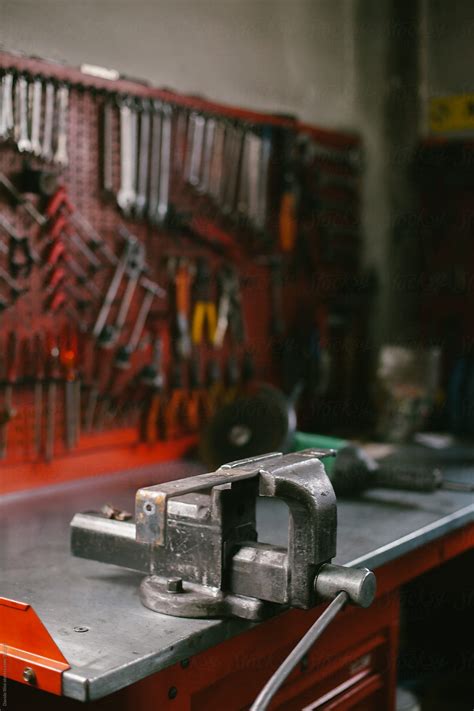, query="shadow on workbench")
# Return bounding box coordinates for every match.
[398,548,474,711]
